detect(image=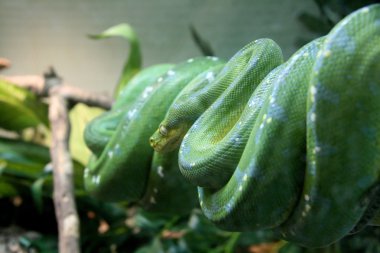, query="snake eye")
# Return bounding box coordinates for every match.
[159,125,168,136]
